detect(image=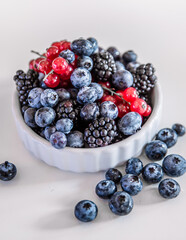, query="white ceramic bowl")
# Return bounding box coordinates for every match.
[12,83,162,173]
